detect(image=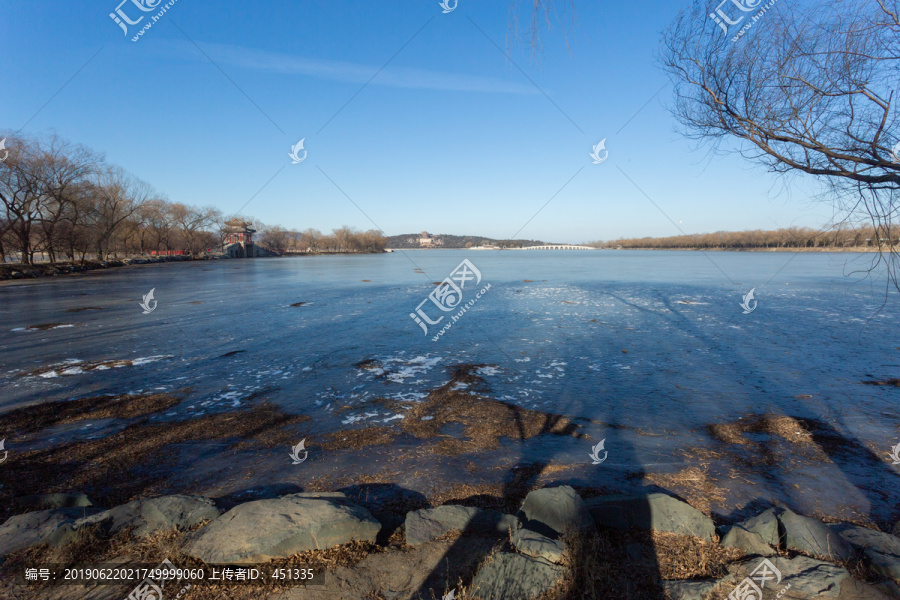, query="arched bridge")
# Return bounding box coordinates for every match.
[519,245,597,250]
